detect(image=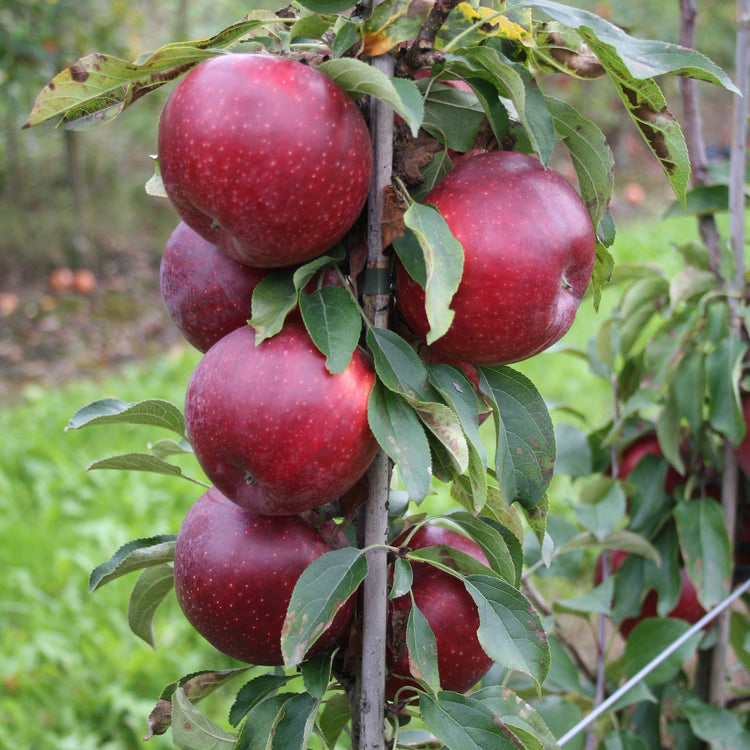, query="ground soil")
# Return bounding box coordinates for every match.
[0,242,187,405]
